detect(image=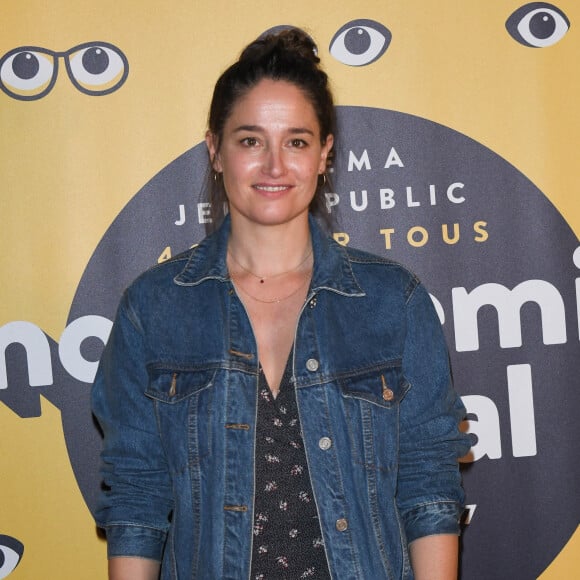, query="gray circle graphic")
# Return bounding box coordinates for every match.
[61,106,579,578]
